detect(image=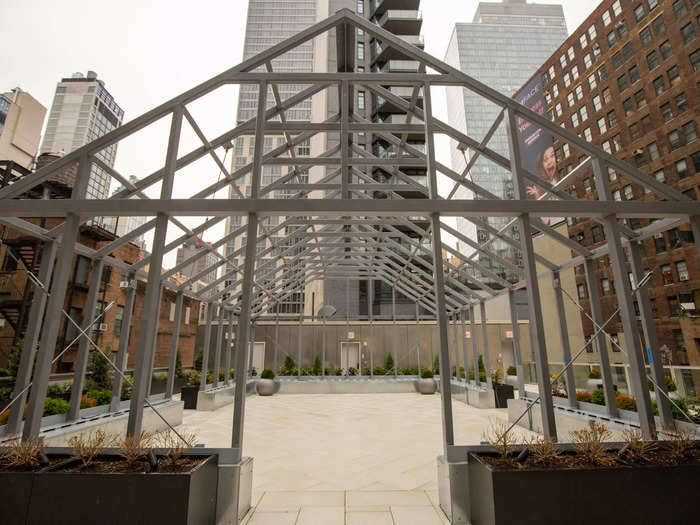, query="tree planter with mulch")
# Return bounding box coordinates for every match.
[0,451,217,525]
[492,383,514,408]
[467,442,700,525]
[180,385,199,409]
